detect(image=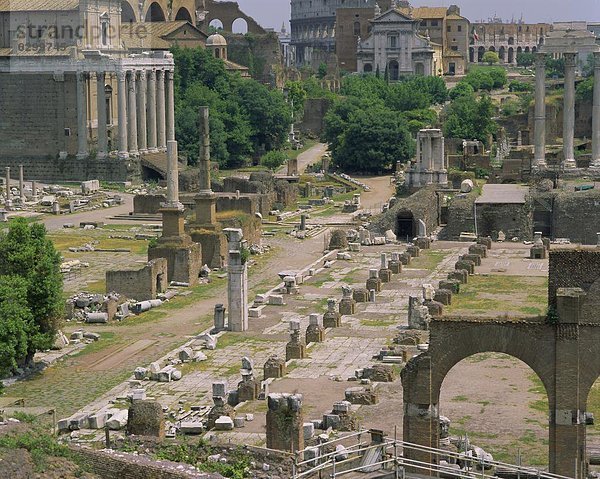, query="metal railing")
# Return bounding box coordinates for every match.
[292,430,573,479]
